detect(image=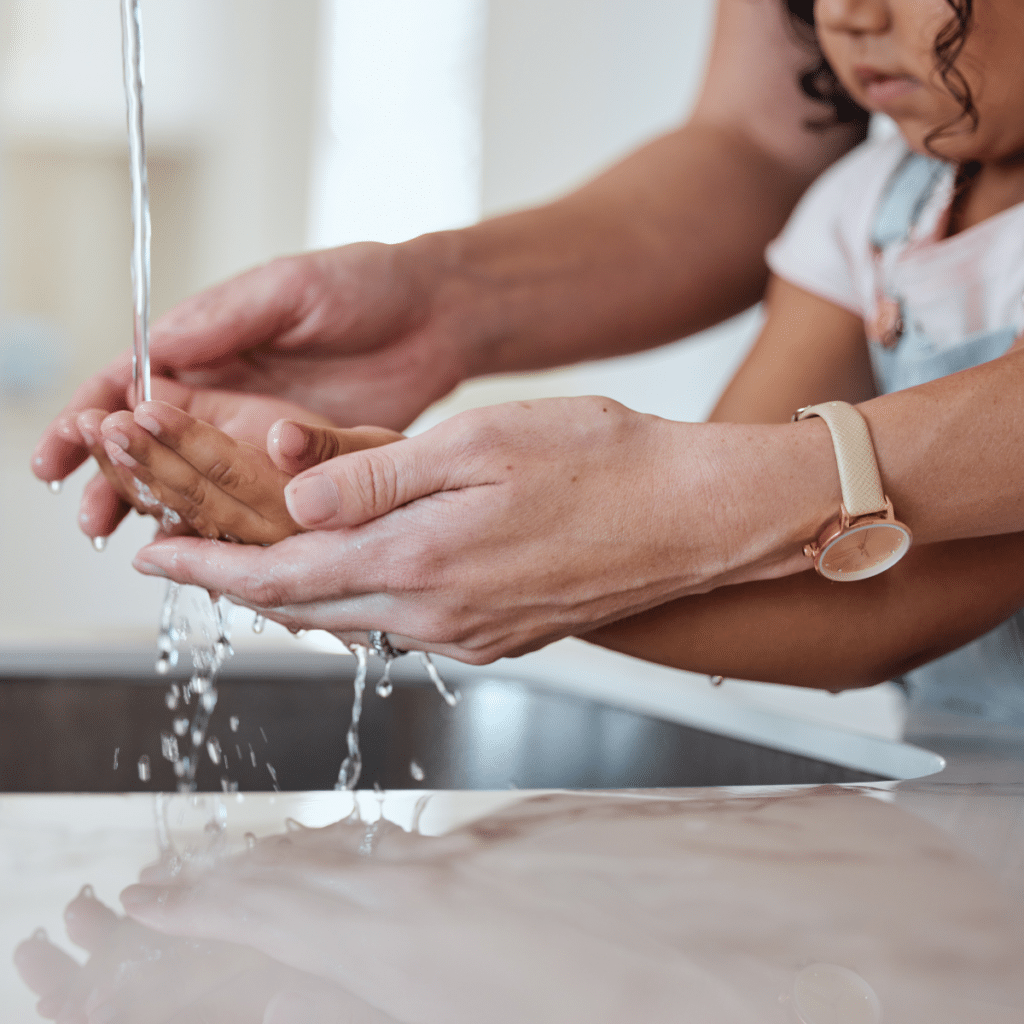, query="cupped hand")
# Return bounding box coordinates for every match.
[41,377,337,542]
[13,885,393,1024]
[99,401,404,544]
[31,241,465,501]
[130,396,767,663]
